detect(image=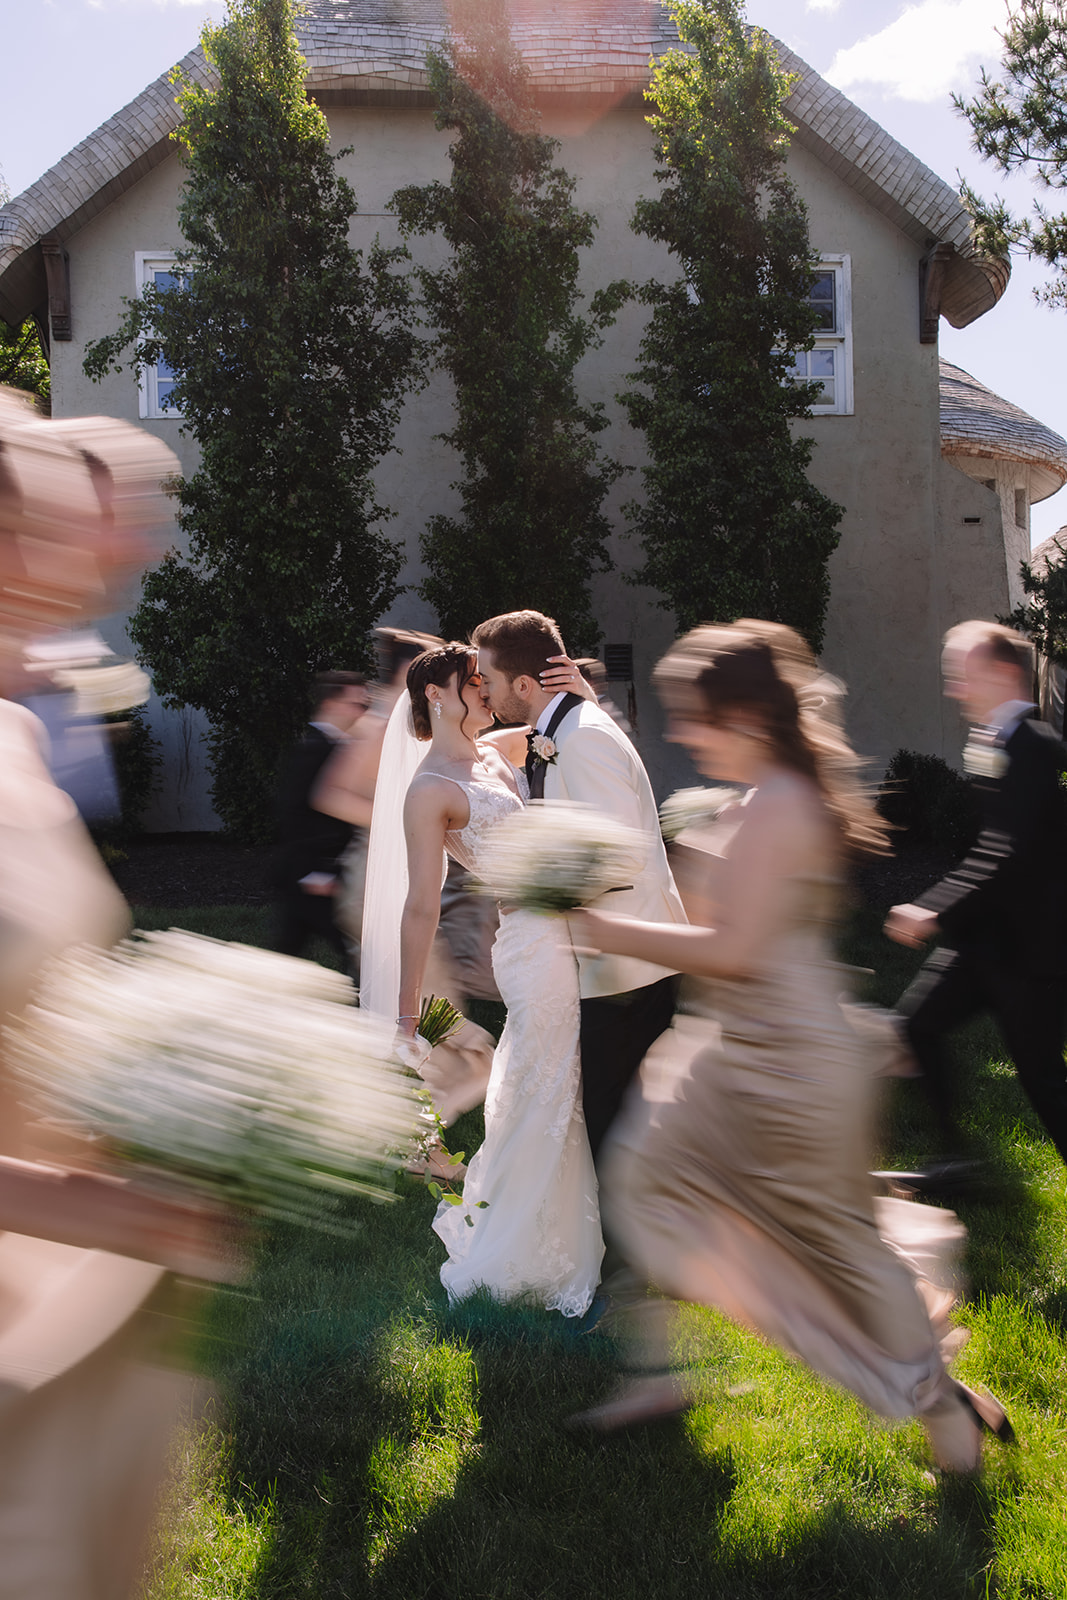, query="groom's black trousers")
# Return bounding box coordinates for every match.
[902,946,1067,1164]
[580,976,677,1166]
